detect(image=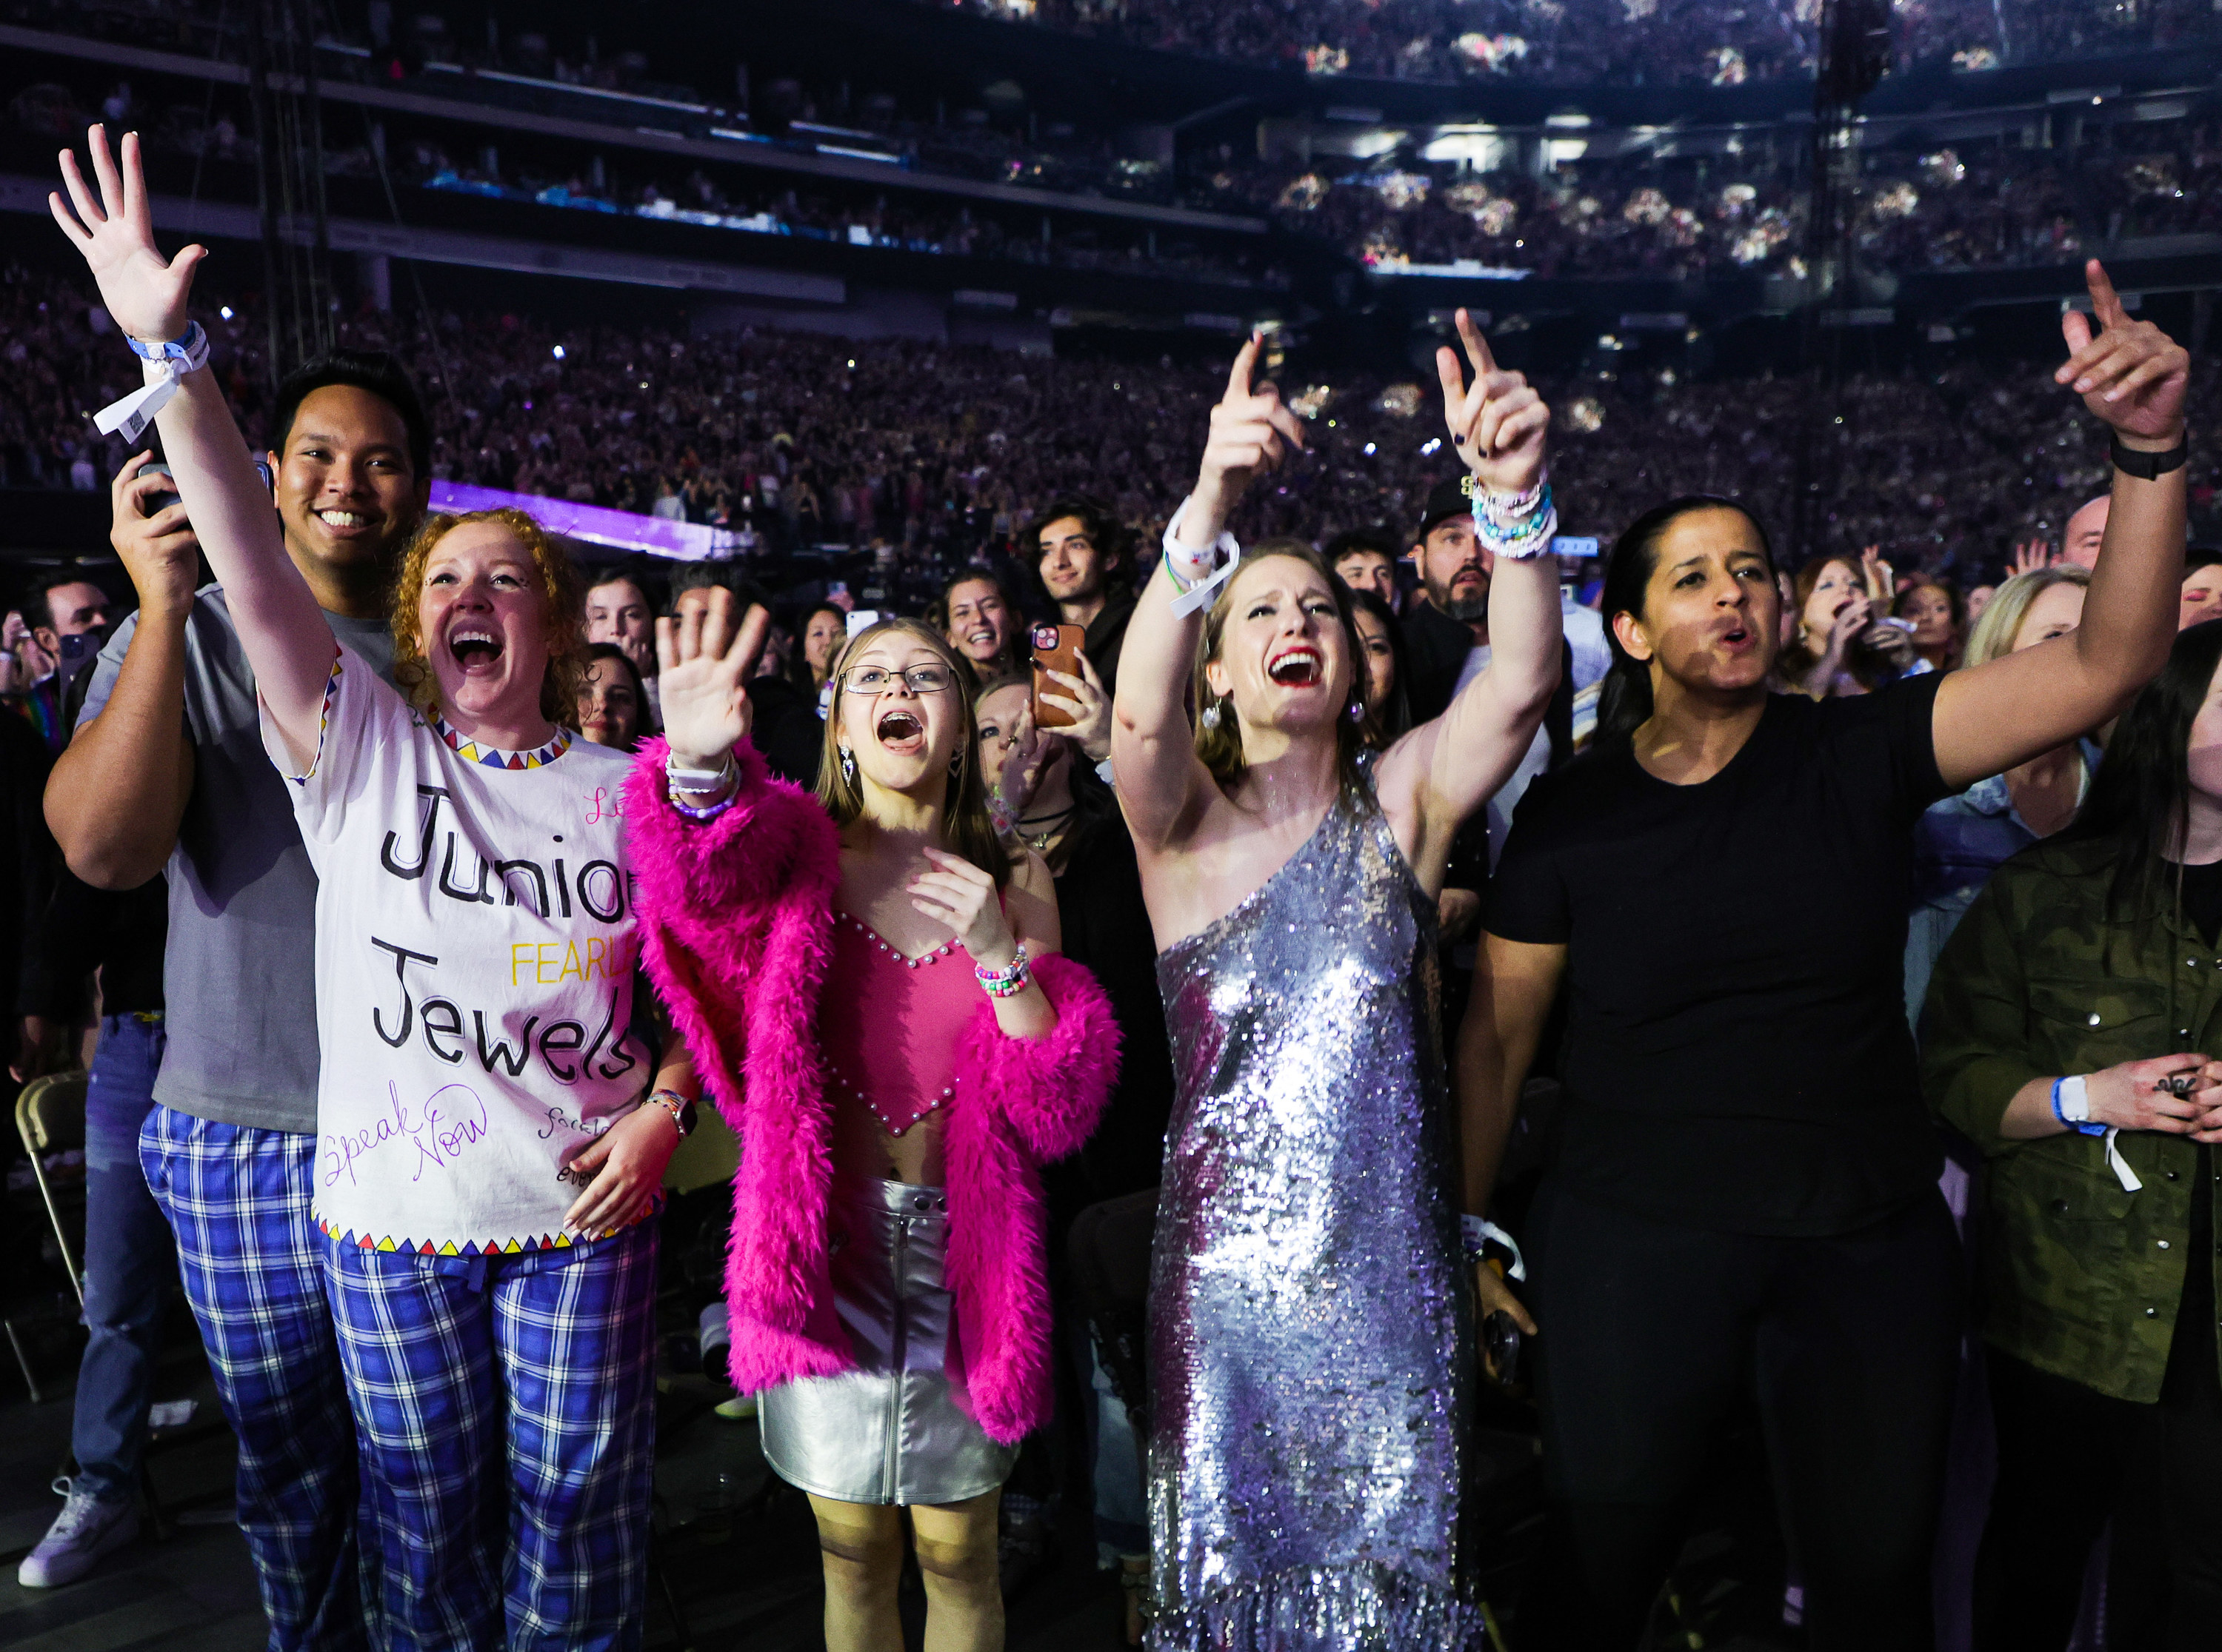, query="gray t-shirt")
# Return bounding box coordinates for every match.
[81,585,395,1133]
